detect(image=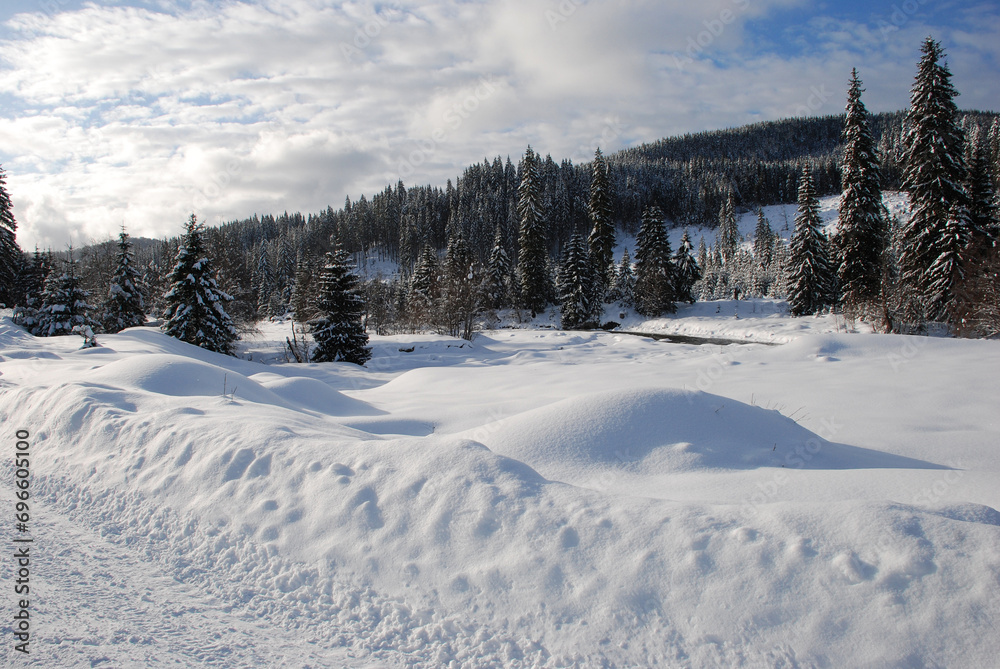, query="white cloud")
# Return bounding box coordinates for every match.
[0,0,997,249]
